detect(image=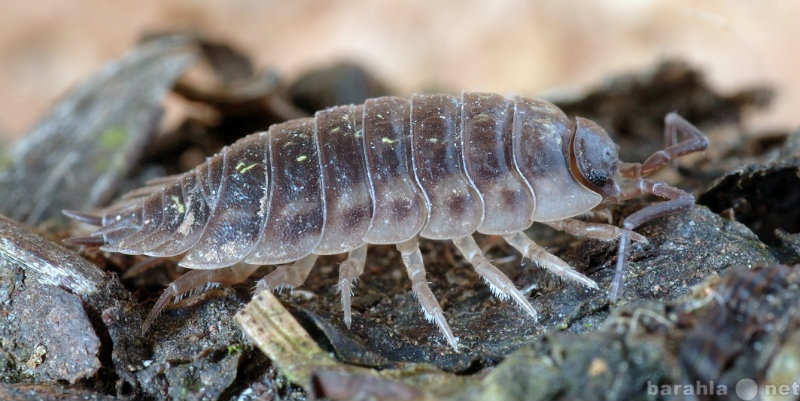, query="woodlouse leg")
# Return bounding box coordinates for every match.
[143,263,261,332]
[542,220,648,244]
[584,209,613,224]
[396,238,458,351]
[337,245,368,328]
[502,232,599,289]
[121,256,162,279]
[451,236,538,320]
[610,180,695,301]
[253,253,318,294]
